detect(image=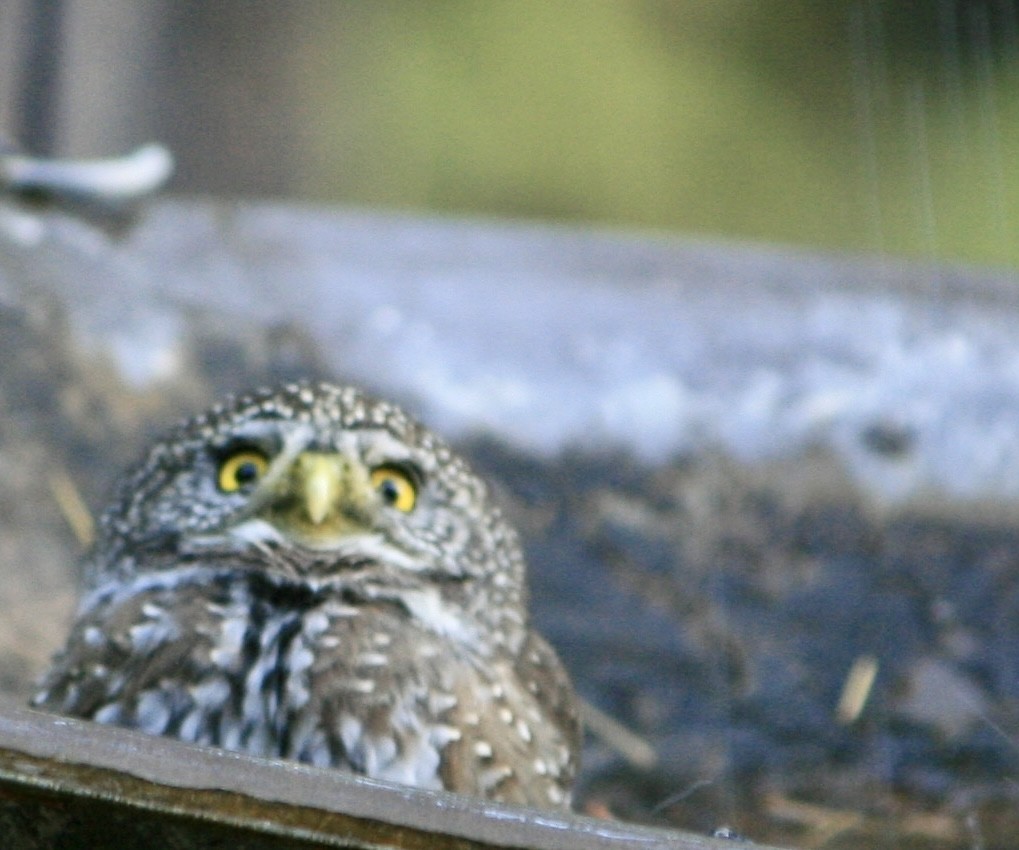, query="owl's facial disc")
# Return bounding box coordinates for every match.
[235,450,418,551]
